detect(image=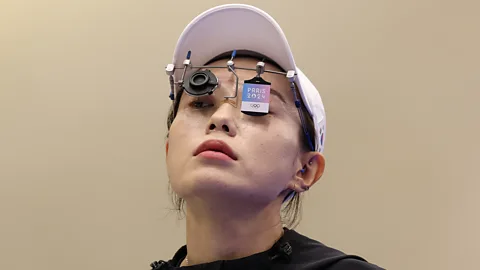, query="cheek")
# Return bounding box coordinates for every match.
[254,117,301,158]
[166,114,206,176]
[169,113,204,139]
[242,122,301,187]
